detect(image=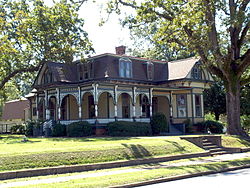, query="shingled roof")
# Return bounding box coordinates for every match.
[168,57,199,80]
